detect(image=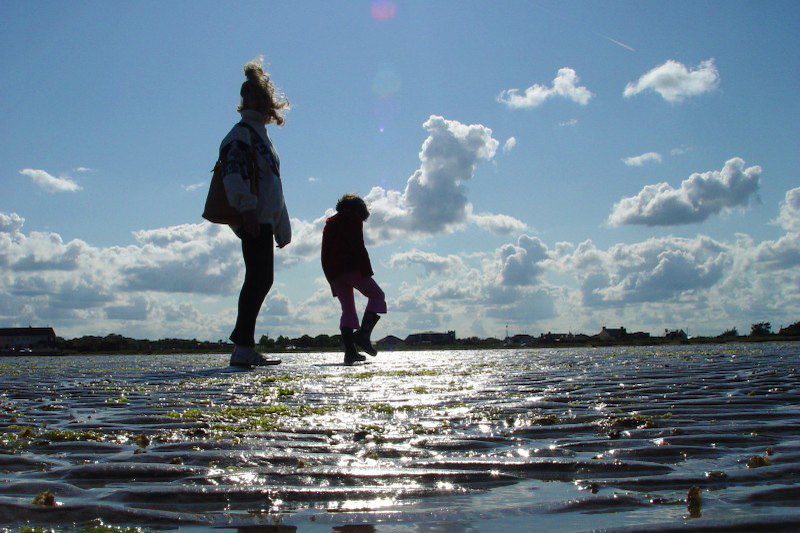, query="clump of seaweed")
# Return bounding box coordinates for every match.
[532,414,560,425]
[687,486,702,518]
[746,455,772,468]
[32,491,56,507]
